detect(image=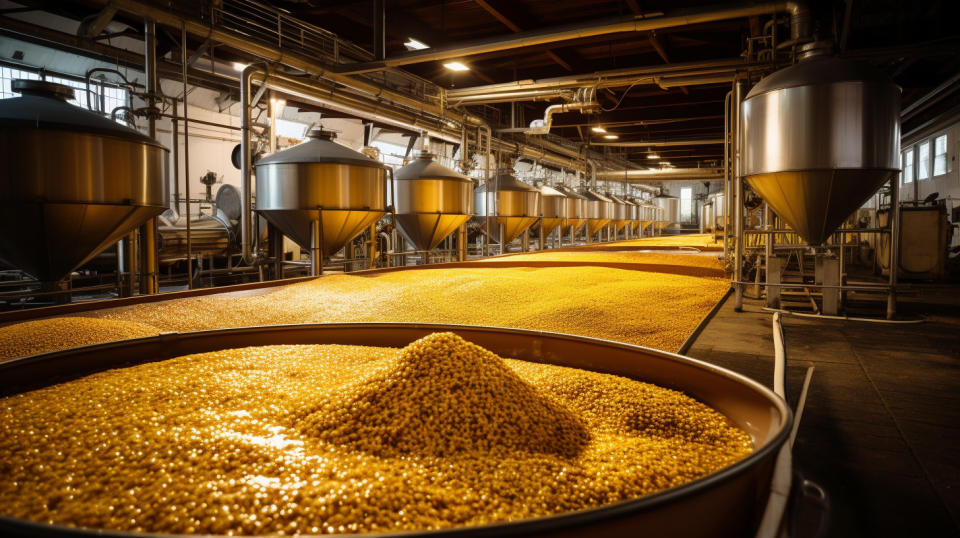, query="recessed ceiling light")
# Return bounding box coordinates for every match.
[443,61,470,71]
[647,153,660,159]
[232,62,248,71]
[603,134,619,140]
[591,126,606,133]
[404,38,430,50]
